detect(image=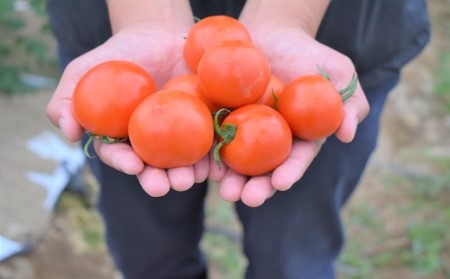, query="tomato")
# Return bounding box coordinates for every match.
[277,75,344,140]
[183,15,253,73]
[72,60,157,138]
[255,75,285,108]
[198,40,271,108]
[162,73,221,113]
[128,90,214,169]
[214,104,292,176]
